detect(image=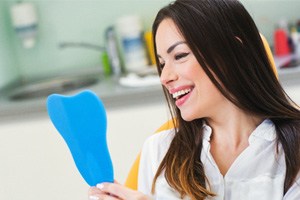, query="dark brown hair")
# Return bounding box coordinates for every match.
[151,0,300,199]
